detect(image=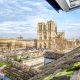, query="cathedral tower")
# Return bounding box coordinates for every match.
[37,20,57,49]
